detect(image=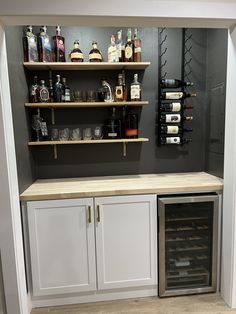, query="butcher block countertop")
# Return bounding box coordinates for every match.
[20,172,223,201]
